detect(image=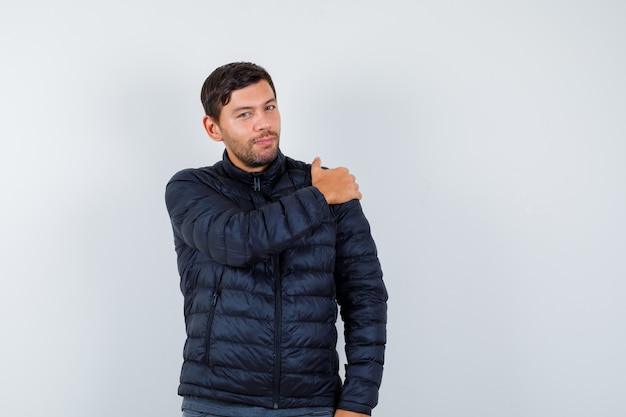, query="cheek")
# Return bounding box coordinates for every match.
[222,123,246,140]
[272,113,281,129]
